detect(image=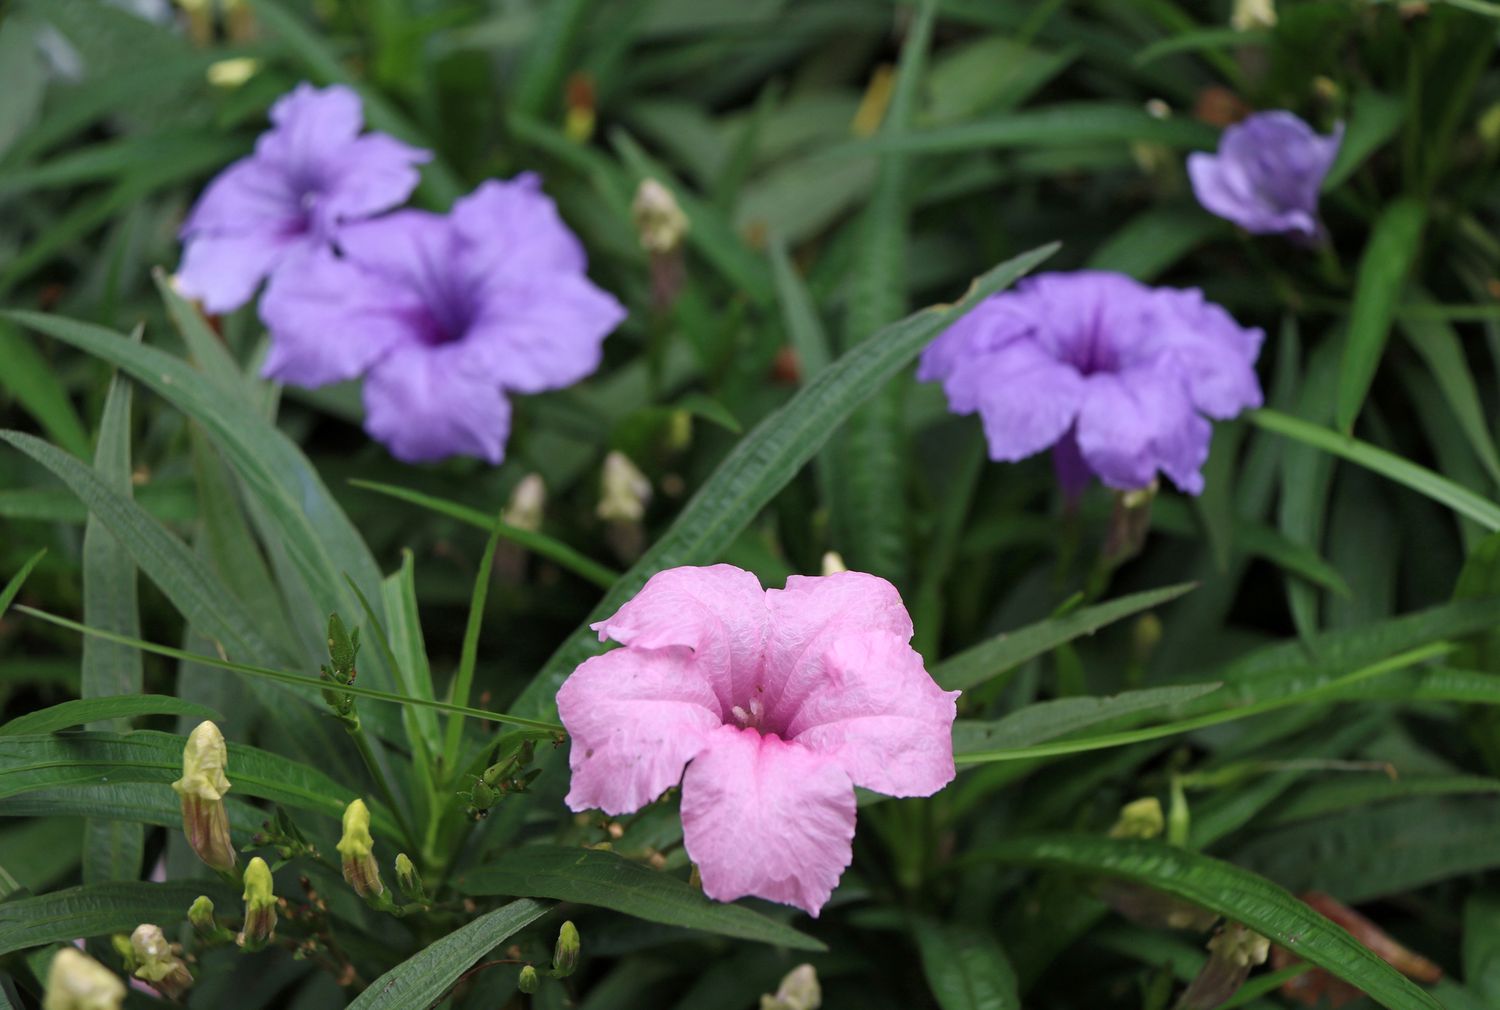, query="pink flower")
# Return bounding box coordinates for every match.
[557,565,959,916]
